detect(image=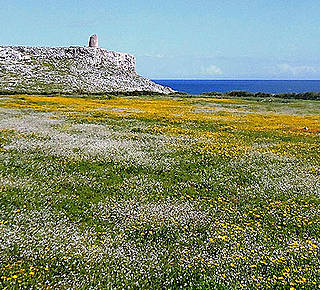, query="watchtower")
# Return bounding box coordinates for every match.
[89,34,98,48]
